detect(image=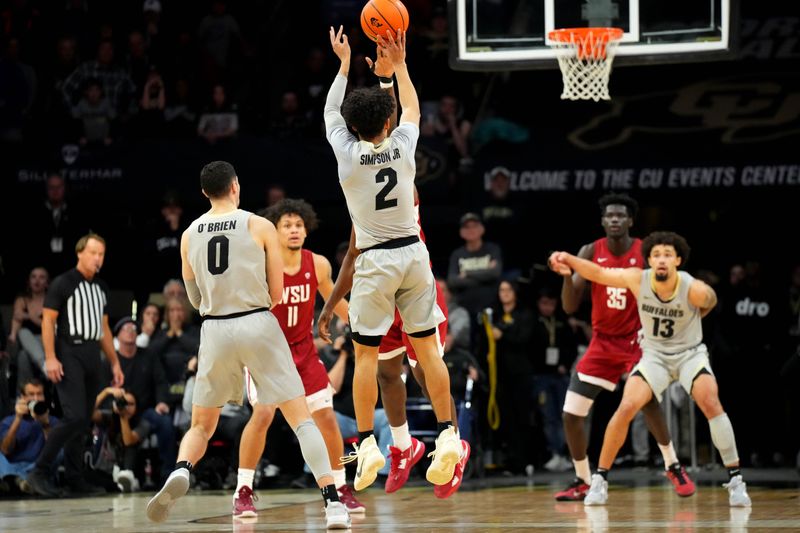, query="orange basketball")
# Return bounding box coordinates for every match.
[361,0,410,42]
